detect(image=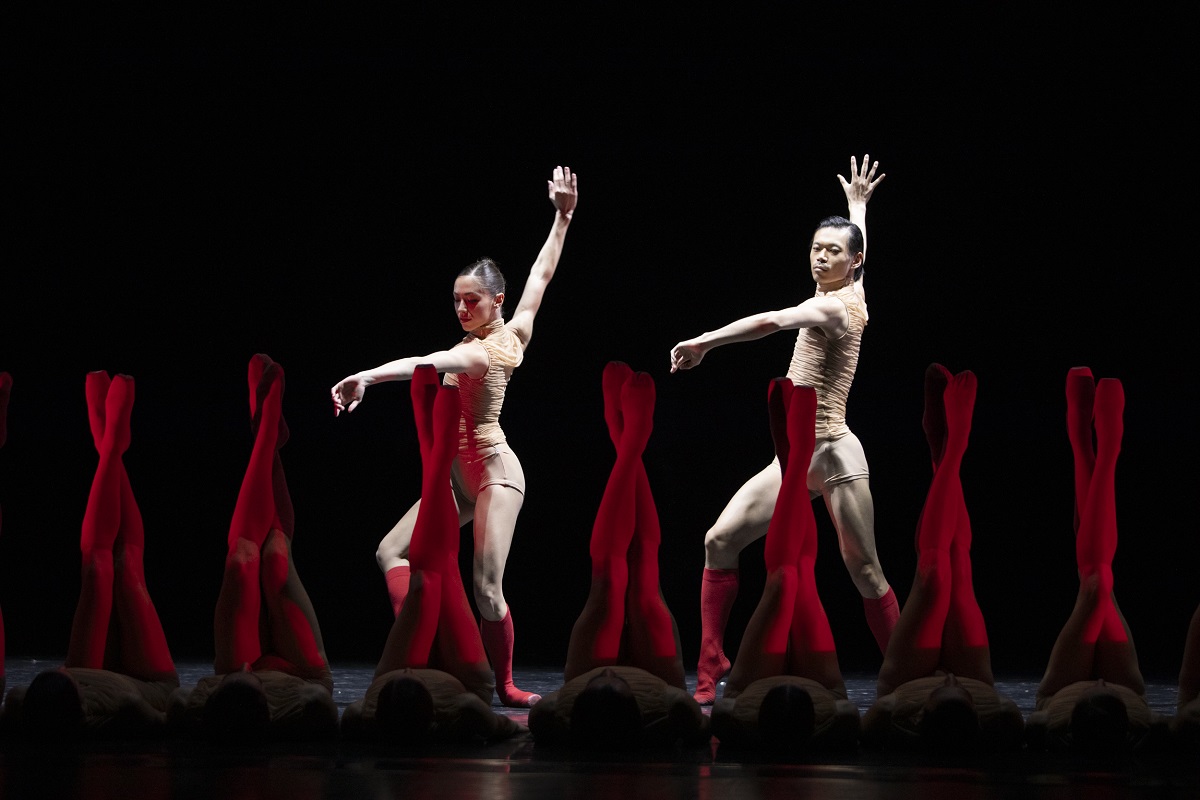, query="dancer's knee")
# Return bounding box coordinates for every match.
[1078,569,1114,606]
[473,579,505,620]
[845,555,889,597]
[225,537,260,570]
[376,541,408,573]
[704,526,744,568]
[80,550,115,579]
